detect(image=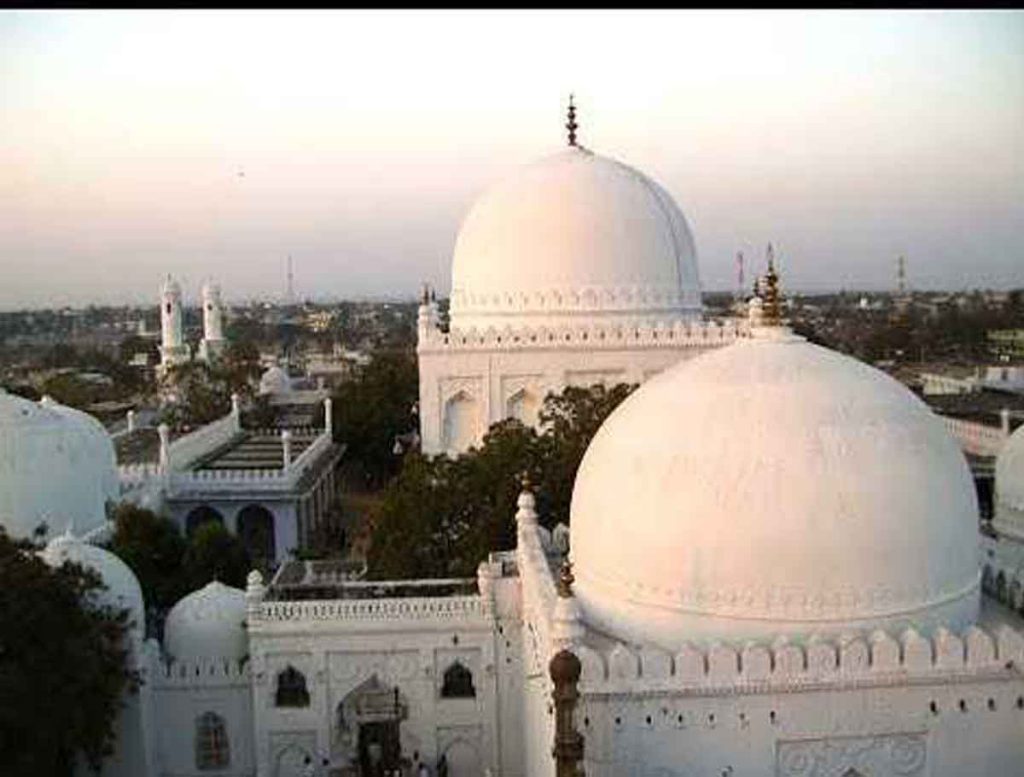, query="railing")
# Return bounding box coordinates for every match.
[167,413,240,471]
[942,416,1009,458]
[252,594,490,623]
